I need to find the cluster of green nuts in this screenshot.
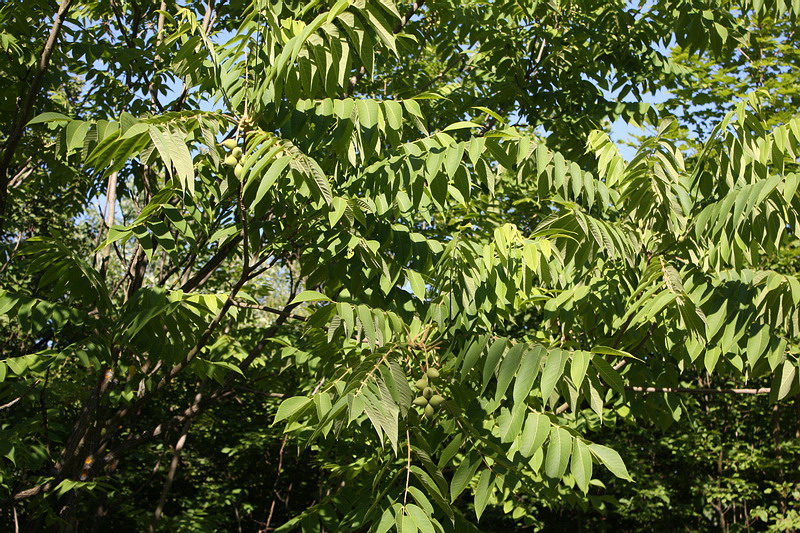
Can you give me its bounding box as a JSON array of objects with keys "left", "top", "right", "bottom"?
[
  {"left": 412, "top": 367, "right": 445, "bottom": 418},
  {"left": 221, "top": 138, "right": 244, "bottom": 178}
]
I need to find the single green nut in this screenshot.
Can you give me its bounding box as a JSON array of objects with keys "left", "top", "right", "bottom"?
[
  {"left": 429, "top": 395, "right": 445, "bottom": 407},
  {"left": 415, "top": 377, "right": 428, "bottom": 390},
  {"left": 426, "top": 367, "right": 440, "bottom": 379},
  {"left": 234, "top": 163, "right": 243, "bottom": 178},
  {"left": 223, "top": 154, "right": 238, "bottom": 167},
  {"left": 222, "top": 139, "right": 238, "bottom": 150},
  {"left": 412, "top": 397, "right": 428, "bottom": 407},
  {"left": 424, "top": 404, "right": 435, "bottom": 418},
  {"left": 232, "top": 147, "right": 243, "bottom": 159},
  {"left": 422, "top": 387, "right": 433, "bottom": 399}
]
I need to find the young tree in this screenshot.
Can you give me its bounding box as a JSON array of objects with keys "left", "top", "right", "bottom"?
[{"left": 1, "top": 1, "right": 799, "bottom": 531}]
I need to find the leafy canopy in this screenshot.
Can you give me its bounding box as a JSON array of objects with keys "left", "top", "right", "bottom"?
[{"left": 1, "top": 0, "right": 799, "bottom": 531}]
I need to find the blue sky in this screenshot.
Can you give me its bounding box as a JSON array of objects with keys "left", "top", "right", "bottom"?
[{"left": 609, "top": 87, "right": 672, "bottom": 160}]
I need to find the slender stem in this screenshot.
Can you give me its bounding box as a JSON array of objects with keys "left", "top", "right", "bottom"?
[{"left": 403, "top": 425, "right": 412, "bottom": 505}]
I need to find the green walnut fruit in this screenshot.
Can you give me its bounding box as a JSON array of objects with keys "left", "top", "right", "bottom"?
[
  {"left": 232, "top": 147, "right": 243, "bottom": 159},
  {"left": 234, "top": 164, "right": 243, "bottom": 178},
  {"left": 223, "top": 154, "right": 238, "bottom": 167},
  {"left": 222, "top": 139, "right": 238, "bottom": 150},
  {"left": 415, "top": 377, "right": 428, "bottom": 390},
  {"left": 424, "top": 404, "right": 435, "bottom": 418},
  {"left": 429, "top": 395, "right": 445, "bottom": 407},
  {"left": 412, "top": 397, "right": 428, "bottom": 407},
  {"left": 240, "top": 113, "right": 254, "bottom": 130},
  {"left": 422, "top": 387, "right": 433, "bottom": 399},
  {"left": 426, "top": 367, "right": 440, "bottom": 379}
]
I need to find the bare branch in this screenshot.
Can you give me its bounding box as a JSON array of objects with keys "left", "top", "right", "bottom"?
[{"left": 0, "top": 396, "right": 23, "bottom": 411}]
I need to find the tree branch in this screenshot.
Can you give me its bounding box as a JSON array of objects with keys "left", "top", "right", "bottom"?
[
  {"left": 148, "top": 392, "right": 197, "bottom": 532},
  {"left": 626, "top": 386, "right": 771, "bottom": 395},
  {"left": 180, "top": 235, "right": 243, "bottom": 292},
  {"left": 0, "top": 0, "right": 74, "bottom": 227},
  {"left": 97, "top": 298, "right": 298, "bottom": 474},
  {"left": 97, "top": 172, "right": 118, "bottom": 279}
]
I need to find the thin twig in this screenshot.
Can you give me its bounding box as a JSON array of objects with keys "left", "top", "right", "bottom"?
[
  {"left": 232, "top": 300, "right": 306, "bottom": 320},
  {"left": 0, "top": 231, "right": 24, "bottom": 276},
  {"left": 264, "top": 434, "right": 289, "bottom": 532},
  {"left": 0, "top": 397, "right": 23, "bottom": 411}
]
